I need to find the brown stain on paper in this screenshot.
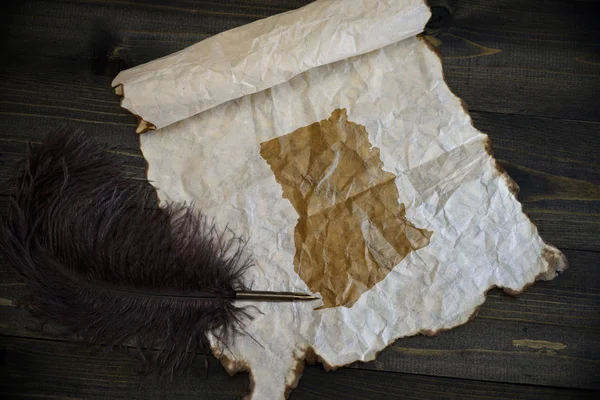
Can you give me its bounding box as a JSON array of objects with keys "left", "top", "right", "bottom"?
[{"left": 260, "top": 109, "right": 432, "bottom": 308}]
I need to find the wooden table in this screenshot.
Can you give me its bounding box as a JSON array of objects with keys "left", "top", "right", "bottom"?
[{"left": 1, "top": 1, "right": 598, "bottom": 398}]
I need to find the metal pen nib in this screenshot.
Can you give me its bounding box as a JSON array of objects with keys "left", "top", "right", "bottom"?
[{"left": 235, "top": 290, "right": 320, "bottom": 301}]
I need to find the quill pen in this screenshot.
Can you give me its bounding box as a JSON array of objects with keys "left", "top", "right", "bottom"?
[{"left": 0, "top": 127, "right": 317, "bottom": 374}]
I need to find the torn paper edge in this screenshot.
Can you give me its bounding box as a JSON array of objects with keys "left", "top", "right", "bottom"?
[{"left": 208, "top": 36, "right": 568, "bottom": 398}]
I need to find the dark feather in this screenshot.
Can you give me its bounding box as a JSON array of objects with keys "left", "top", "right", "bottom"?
[{"left": 0, "top": 127, "right": 252, "bottom": 375}]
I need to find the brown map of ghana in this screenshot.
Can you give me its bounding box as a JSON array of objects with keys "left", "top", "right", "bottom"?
[{"left": 260, "top": 109, "right": 432, "bottom": 308}]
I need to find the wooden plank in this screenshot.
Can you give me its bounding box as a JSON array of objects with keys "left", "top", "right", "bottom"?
[
  {"left": 359, "top": 250, "right": 600, "bottom": 390},
  {"left": 473, "top": 112, "right": 600, "bottom": 252},
  {"left": 425, "top": 0, "right": 600, "bottom": 121},
  {"left": 1, "top": 1, "right": 597, "bottom": 250},
  {"left": 0, "top": 336, "right": 595, "bottom": 400},
  {"left": 361, "top": 308, "right": 600, "bottom": 390},
  {"left": 0, "top": 0, "right": 598, "bottom": 390},
  {"left": 0, "top": 0, "right": 598, "bottom": 397},
  {"left": 0, "top": 336, "right": 251, "bottom": 400},
  {"left": 1, "top": 0, "right": 598, "bottom": 121},
  {"left": 1, "top": 249, "right": 598, "bottom": 389},
  {"left": 293, "top": 366, "right": 597, "bottom": 400},
  {"left": 1, "top": 77, "right": 598, "bottom": 250},
  {"left": 0, "top": 72, "right": 140, "bottom": 153}
]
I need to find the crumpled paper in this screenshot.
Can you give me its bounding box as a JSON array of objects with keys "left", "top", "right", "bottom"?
[
  {"left": 112, "top": 0, "right": 430, "bottom": 132},
  {"left": 112, "top": 0, "right": 567, "bottom": 398}
]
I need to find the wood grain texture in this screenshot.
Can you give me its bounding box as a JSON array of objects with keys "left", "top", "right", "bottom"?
[
  {"left": 477, "top": 112, "right": 600, "bottom": 251},
  {"left": 0, "top": 0, "right": 598, "bottom": 398},
  {"left": 0, "top": 336, "right": 251, "bottom": 400},
  {"left": 1, "top": 337, "right": 596, "bottom": 400},
  {"left": 426, "top": 0, "right": 600, "bottom": 121},
  {"left": 1, "top": 99, "right": 597, "bottom": 250},
  {"left": 2, "top": 250, "right": 598, "bottom": 389}
]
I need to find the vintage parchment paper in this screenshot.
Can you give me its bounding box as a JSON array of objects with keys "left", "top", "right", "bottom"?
[
  {"left": 112, "top": 0, "right": 430, "bottom": 132},
  {"left": 112, "top": 1, "right": 567, "bottom": 398}
]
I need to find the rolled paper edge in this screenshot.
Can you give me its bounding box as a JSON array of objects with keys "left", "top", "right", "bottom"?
[{"left": 110, "top": 0, "right": 432, "bottom": 133}]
